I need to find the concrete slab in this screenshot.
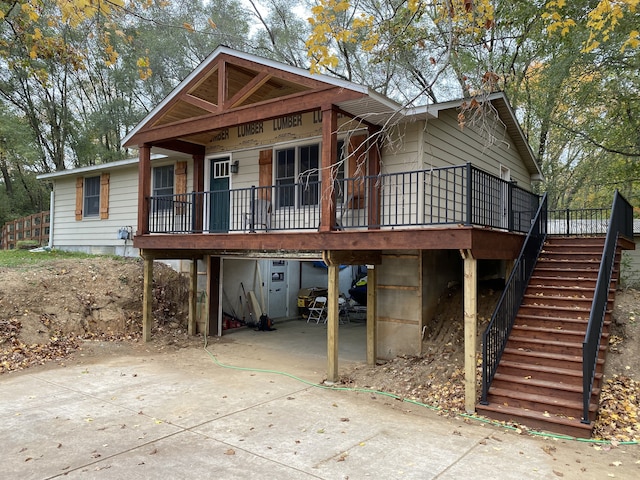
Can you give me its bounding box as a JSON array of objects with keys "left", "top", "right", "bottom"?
[{"left": 1, "top": 332, "right": 639, "bottom": 480}]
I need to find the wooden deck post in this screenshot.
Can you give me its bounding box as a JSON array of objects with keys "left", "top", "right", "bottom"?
[
  {"left": 319, "top": 105, "right": 337, "bottom": 232},
  {"left": 461, "top": 249, "right": 477, "bottom": 413},
  {"left": 366, "top": 264, "right": 377, "bottom": 365},
  {"left": 137, "top": 144, "right": 151, "bottom": 237},
  {"left": 142, "top": 252, "right": 154, "bottom": 343},
  {"left": 326, "top": 261, "right": 340, "bottom": 383},
  {"left": 188, "top": 259, "right": 198, "bottom": 336}
]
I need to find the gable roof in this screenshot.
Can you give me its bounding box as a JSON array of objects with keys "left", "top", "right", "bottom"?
[
  {"left": 122, "top": 47, "right": 540, "bottom": 178},
  {"left": 122, "top": 46, "right": 402, "bottom": 150}
]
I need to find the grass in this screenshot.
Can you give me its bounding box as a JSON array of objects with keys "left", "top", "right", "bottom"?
[{"left": 0, "top": 249, "right": 103, "bottom": 268}]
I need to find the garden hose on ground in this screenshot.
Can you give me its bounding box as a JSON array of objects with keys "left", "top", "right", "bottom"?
[{"left": 202, "top": 336, "right": 638, "bottom": 445}]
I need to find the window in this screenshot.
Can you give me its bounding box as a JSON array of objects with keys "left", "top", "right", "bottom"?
[
  {"left": 275, "top": 144, "right": 319, "bottom": 208},
  {"left": 153, "top": 165, "right": 174, "bottom": 211},
  {"left": 83, "top": 176, "right": 100, "bottom": 217}
]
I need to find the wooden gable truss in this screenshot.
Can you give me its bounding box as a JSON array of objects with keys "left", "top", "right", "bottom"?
[{"left": 125, "top": 52, "right": 369, "bottom": 152}]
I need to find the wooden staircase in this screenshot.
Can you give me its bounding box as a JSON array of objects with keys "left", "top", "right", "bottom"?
[{"left": 476, "top": 237, "right": 621, "bottom": 438}]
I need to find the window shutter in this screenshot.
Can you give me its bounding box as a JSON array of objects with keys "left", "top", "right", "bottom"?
[
  {"left": 100, "top": 173, "right": 110, "bottom": 219},
  {"left": 175, "top": 161, "right": 187, "bottom": 195},
  {"left": 259, "top": 150, "right": 272, "bottom": 202},
  {"left": 175, "top": 161, "right": 187, "bottom": 215},
  {"left": 75, "top": 177, "right": 83, "bottom": 220},
  {"left": 347, "top": 134, "right": 367, "bottom": 209}
]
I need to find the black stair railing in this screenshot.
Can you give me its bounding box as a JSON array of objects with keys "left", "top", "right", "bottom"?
[
  {"left": 480, "top": 194, "right": 547, "bottom": 404},
  {"left": 582, "top": 190, "right": 633, "bottom": 423}
]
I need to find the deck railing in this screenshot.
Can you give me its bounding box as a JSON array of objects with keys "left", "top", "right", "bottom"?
[
  {"left": 146, "top": 164, "right": 540, "bottom": 234},
  {"left": 548, "top": 208, "right": 612, "bottom": 235},
  {"left": 480, "top": 194, "right": 548, "bottom": 404},
  {"left": 582, "top": 191, "right": 633, "bottom": 423}
]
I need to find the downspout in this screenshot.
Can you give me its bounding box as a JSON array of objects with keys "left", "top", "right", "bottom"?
[{"left": 47, "top": 188, "right": 54, "bottom": 249}]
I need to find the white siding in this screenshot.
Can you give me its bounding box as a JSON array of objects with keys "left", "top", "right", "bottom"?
[
  {"left": 380, "top": 122, "right": 422, "bottom": 174},
  {"left": 52, "top": 166, "right": 139, "bottom": 256},
  {"left": 51, "top": 157, "right": 192, "bottom": 256},
  {"left": 423, "top": 110, "right": 532, "bottom": 189}
]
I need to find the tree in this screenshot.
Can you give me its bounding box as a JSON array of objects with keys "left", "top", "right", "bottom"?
[{"left": 0, "top": 104, "right": 49, "bottom": 227}]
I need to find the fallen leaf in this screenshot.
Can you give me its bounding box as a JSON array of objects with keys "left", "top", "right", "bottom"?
[{"left": 225, "top": 449, "right": 235, "bottom": 455}]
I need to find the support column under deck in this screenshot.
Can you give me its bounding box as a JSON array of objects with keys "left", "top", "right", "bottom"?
[
  {"left": 142, "top": 253, "right": 153, "bottom": 342},
  {"left": 366, "top": 265, "right": 377, "bottom": 365},
  {"left": 461, "top": 249, "right": 477, "bottom": 413},
  {"left": 188, "top": 259, "right": 198, "bottom": 336},
  {"left": 326, "top": 263, "right": 340, "bottom": 383}
]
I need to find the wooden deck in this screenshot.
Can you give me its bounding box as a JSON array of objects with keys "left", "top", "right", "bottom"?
[{"left": 134, "top": 225, "right": 525, "bottom": 261}]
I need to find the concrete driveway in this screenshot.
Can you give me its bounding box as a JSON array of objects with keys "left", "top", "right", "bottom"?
[{"left": 1, "top": 326, "right": 638, "bottom": 479}]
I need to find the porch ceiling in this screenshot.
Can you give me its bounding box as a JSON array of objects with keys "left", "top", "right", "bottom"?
[{"left": 134, "top": 227, "right": 525, "bottom": 262}]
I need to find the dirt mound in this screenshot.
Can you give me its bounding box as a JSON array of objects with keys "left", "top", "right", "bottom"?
[
  {"left": 0, "top": 257, "right": 188, "bottom": 373},
  {"left": 341, "top": 281, "right": 500, "bottom": 411}
]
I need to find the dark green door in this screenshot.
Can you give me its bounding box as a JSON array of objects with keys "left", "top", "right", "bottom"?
[{"left": 209, "top": 158, "right": 230, "bottom": 233}]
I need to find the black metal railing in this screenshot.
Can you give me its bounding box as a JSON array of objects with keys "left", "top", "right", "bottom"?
[
  {"left": 146, "top": 164, "right": 540, "bottom": 234},
  {"left": 480, "top": 194, "right": 548, "bottom": 404},
  {"left": 582, "top": 190, "right": 633, "bottom": 423},
  {"left": 547, "top": 207, "right": 612, "bottom": 235}
]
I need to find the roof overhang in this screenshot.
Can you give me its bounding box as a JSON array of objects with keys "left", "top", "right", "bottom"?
[{"left": 36, "top": 156, "right": 162, "bottom": 180}]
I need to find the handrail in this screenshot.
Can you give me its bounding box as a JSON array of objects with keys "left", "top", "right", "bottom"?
[
  {"left": 145, "top": 164, "right": 540, "bottom": 234},
  {"left": 582, "top": 190, "right": 633, "bottom": 423},
  {"left": 480, "top": 193, "right": 547, "bottom": 404},
  {"left": 547, "top": 208, "right": 612, "bottom": 235}
]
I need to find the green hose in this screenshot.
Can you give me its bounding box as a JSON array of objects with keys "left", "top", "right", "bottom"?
[{"left": 202, "top": 340, "right": 638, "bottom": 445}]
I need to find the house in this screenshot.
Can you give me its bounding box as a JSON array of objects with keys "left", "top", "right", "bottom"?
[
  {"left": 32, "top": 45, "right": 632, "bottom": 437},
  {"left": 37, "top": 157, "right": 147, "bottom": 257},
  {"left": 121, "top": 45, "right": 546, "bottom": 411}
]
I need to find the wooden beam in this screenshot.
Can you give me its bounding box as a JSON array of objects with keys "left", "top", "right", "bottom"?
[
  {"left": 136, "top": 145, "right": 151, "bottom": 236},
  {"left": 133, "top": 227, "right": 524, "bottom": 258},
  {"left": 188, "top": 259, "right": 198, "bottom": 336},
  {"left": 193, "top": 154, "right": 205, "bottom": 232},
  {"left": 218, "top": 60, "right": 227, "bottom": 107},
  {"left": 204, "top": 255, "right": 212, "bottom": 336},
  {"left": 367, "top": 127, "right": 382, "bottom": 229},
  {"left": 153, "top": 139, "right": 206, "bottom": 156},
  {"left": 367, "top": 265, "right": 377, "bottom": 365},
  {"left": 461, "top": 249, "right": 477, "bottom": 413},
  {"left": 227, "top": 72, "right": 272, "bottom": 108},
  {"left": 124, "top": 88, "right": 366, "bottom": 147},
  {"left": 218, "top": 53, "right": 333, "bottom": 90},
  {"left": 319, "top": 105, "right": 337, "bottom": 232},
  {"left": 181, "top": 93, "right": 218, "bottom": 113},
  {"left": 323, "top": 250, "right": 382, "bottom": 266},
  {"left": 142, "top": 253, "right": 153, "bottom": 342},
  {"left": 326, "top": 262, "right": 340, "bottom": 383}
]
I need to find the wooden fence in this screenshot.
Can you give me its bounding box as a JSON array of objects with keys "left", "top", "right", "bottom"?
[{"left": 1, "top": 211, "right": 50, "bottom": 250}]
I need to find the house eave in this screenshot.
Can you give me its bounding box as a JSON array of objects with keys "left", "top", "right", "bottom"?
[{"left": 36, "top": 157, "right": 147, "bottom": 180}]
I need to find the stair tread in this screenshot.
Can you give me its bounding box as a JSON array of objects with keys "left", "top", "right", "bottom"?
[
  {"left": 512, "top": 324, "right": 596, "bottom": 336},
  {"left": 499, "top": 360, "right": 603, "bottom": 378},
  {"left": 487, "top": 387, "right": 597, "bottom": 412},
  {"left": 503, "top": 347, "right": 605, "bottom": 364},
  {"left": 493, "top": 373, "right": 600, "bottom": 395},
  {"left": 526, "top": 284, "right": 609, "bottom": 292},
  {"left": 519, "top": 304, "right": 612, "bottom": 315},
  {"left": 476, "top": 404, "right": 593, "bottom": 435},
  {"left": 508, "top": 335, "right": 607, "bottom": 350},
  {"left": 517, "top": 313, "right": 610, "bottom": 325}
]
